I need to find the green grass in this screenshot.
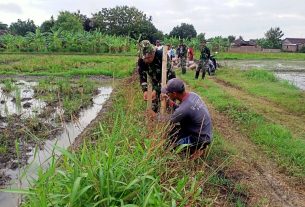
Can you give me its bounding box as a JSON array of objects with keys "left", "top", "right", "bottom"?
[
  {"left": 194, "top": 51, "right": 305, "bottom": 61},
  {"left": 0, "top": 78, "right": 16, "bottom": 93},
  {"left": 9, "top": 78, "right": 246, "bottom": 206},
  {"left": 216, "top": 68, "right": 305, "bottom": 114},
  {"left": 181, "top": 72, "right": 305, "bottom": 179},
  {"left": 0, "top": 54, "right": 136, "bottom": 77},
  {"left": 216, "top": 52, "right": 305, "bottom": 60}
]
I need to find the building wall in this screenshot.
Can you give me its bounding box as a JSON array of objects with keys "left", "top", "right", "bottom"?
[
  {"left": 282, "top": 44, "right": 297, "bottom": 52},
  {"left": 228, "top": 46, "right": 262, "bottom": 53},
  {"left": 262, "top": 48, "right": 281, "bottom": 53},
  {"left": 297, "top": 43, "right": 305, "bottom": 51}
]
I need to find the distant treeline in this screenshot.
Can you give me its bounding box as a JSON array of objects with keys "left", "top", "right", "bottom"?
[{"left": 0, "top": 6, "right": 240, "bottom": 53}]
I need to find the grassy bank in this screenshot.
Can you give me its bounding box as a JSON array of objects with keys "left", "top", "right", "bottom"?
[
  {"left": 180, "top": 71, "right": 305, "bottom": 179},
  {"left": 215, "top": 68, "right": 305, "bottom": 115},
  {"left": 16, "top": 77, "right": 247, "bottom": 206},
  {"left": 0, "top": 54, "right": 136, "bottom": 77}
]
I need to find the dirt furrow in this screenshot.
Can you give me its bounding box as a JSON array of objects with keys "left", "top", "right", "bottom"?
[
  {"left": 211, "top": 77, "right": 305, "bottom": 138},
  {"left": 209, "top": 105, "right": 305, "bottom": 207}
]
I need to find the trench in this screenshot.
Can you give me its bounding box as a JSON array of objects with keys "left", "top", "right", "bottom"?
[
  {"left": 0, "top": 79, "right": 113, "bottom": 207},
  {"left": 221, "top": 59, "right": 305, "bottom": 90}
]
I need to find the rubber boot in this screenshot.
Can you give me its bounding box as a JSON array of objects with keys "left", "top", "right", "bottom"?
[
  {"left": 202, "top": 70, "right": 206, "bottom": 80},
  {"left": 195, "top": 71, "right": 200, "bottom": 79},
  {"left": 182, "top": 67, "right": 186, "bottom": 74}
]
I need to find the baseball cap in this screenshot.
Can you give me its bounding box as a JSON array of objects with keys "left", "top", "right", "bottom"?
[{"left": 161, "top": 78, "right": 185, "bottom": 94}]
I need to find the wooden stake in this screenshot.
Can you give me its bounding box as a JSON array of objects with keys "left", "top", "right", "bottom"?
[
  {"left": 147, "top": 78, "right": 152, "bottom": 110},
  {"left": 161, "top": 45, "right": 168, "bottom": 115}
]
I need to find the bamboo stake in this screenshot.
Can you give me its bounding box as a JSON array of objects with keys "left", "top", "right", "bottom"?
[
  {"left": 161, "top": 45, "right": 168, "bottom": 115},
  {"left": 147, "top": 78, "right": 152, "bottom": 110}
]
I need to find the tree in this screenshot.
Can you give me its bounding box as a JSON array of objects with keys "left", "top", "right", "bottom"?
[
  {"left": 0, "top": 22, "right": 8, "bottom": 30},
  {"left": 227, "top": 35, "right": 236, "bottom": 44},
  {"left": 197, "top": 33, "right": 206, "bottom": 43},
  {"left": 9, "top": 19, "right": 37, "bottom": 36},
  {"left": 169, "top": 23, "right": 197, "bottom": 39},
  {"left": 264, "top": 27, "right": 284, "bottom": 49},
  {"left": 91, "top": 6, "right": 162, "bottom": 41},
  {"left": 40, "top": 16, "right": 55, "bottom": 33},
  {"left": 256, "top": 38, "right": 272, "bottom": 49},
  {"left": 53, "top": 11, "right": 83, "bottom": 33},
  {"left": 73, "top": 10, "right": 93, "bottom": 31},
  {"left": 208, "top": 36, "right": 230, "bottom": 52}
]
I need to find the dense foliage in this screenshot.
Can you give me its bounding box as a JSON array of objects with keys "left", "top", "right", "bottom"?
[
  {"left": 9, "top": 19, "right": 37, "bottom": 36},
  {"left": 257, "top": 27, "right": 284, "bottom": 49},
  {"left": 52, "top": 11, "right": 83, "bottom": 33},
  {"left": 169, "top": 23, "right": 197, "bottom": 39},
  {"left": 0, "top": 30, "right": 136, "bottom": 53},
  {"left": 0, "top": 22, "right": 8, "bottom": 30},
  {"left": 91, "top": 6, "right": 163, "bottom": 42}
]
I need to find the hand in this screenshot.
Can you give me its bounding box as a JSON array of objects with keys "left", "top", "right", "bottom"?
[
  {"left": 160, "top": 93, "right": 169, "bottom": 101},
  {"left": 143, "top": 90, "right": 157, "bottom": 101}
]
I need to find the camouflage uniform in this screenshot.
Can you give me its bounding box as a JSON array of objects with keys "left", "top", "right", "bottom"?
[
  {"left": 195, "top": 45, "right": 210, "bottom": 79},
  {"left": 177, "top": 42, "right": 188, "bottom": 74},
  {"left": 138, "top": 40, "right": 176, "bottom": 112}
]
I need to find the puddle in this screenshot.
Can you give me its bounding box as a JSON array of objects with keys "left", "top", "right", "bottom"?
[
  {"left": 275, "top": 72, "right": 305, "bottom": 90},
  {"left": 0, "top": 80, "right": 46, "bottom": 119},
  {"left": 0, "top": 80, "right": 113, "bottom": 207},
  {"left": 221, "top": 60, "right": 305, "bottom": 90}
]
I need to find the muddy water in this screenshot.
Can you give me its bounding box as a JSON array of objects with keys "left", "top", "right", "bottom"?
[
  {"left": 0, "top": 80, "right": 46, "bottom": 118},
  {"left": 0, "top": 82, "right": 112, "bottom": 207},
  {"left": 221, "top": 60, "right": 305, "bottom": 90}
]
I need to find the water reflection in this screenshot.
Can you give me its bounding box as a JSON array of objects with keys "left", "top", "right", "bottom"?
[{"left": 221, "top": 60, "right": 305, "bottom": 90}]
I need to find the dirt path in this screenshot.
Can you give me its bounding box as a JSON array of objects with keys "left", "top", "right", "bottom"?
[
  {"left": 209, "top": 103, "right": 305, "bottom": 207},
  {"left": 211, "top": 77, "right": 305, "bottom": 138},
  {"left": 185, "top": 80, "right": 305, "bottom": 206}
]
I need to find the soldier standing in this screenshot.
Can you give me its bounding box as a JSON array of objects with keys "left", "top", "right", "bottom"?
[
  {"left": 137, "top": 40, "right": 176, "bottom": 112},
  {"left": 195, "top": 40, "right": 211, "bottom": 79},
  {"left": 177, "top": 39, "right": 188, "bottom": 74}
]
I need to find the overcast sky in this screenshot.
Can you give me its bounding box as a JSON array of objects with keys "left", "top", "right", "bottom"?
[{"left": 1, "top": 0, "right": 305, "bottom": 39}]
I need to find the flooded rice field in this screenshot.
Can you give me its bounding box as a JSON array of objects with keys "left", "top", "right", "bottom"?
[
  {"left": 0, "top": 78, "right": 113, "bottom": 206},
  {"left": 221, "top": 60, "right": 305, "bottom": 90}
]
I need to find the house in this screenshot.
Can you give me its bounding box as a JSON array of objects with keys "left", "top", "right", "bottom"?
[
  {"left": 229, "top": 38, "right": 261, "bottom": 53},
  {"left": 282, "top": 38, "right": 305, "bottom": 52}
]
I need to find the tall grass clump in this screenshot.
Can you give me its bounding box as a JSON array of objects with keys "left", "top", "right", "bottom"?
[
  {"left": 16, "top": 78, "right": 241, "bottom": 206},
  {"left": 244, "top": 69, "right": 277, "bottom": 82},
  {"left": 20, "top": 81, "right": 170, "bottom": 206}
]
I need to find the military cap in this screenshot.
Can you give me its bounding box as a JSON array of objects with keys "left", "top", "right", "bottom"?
[{"left": 138, "top": 40, "right": 156, "bottom": 59}]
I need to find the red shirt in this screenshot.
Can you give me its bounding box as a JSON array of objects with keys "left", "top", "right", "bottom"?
[{"left": 188, "top": 48, "right": 194, "bottom": 61}]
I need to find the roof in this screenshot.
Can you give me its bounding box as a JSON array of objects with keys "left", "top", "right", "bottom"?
[
  {"left": 0, "top": 30, "right": 8, "bottom": 35},
  {"left": 283, "top": 38, "right": 305, "bottom": 45},
  {"left": 232, "top": 38, "right": 257, "bottom": 46}
]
